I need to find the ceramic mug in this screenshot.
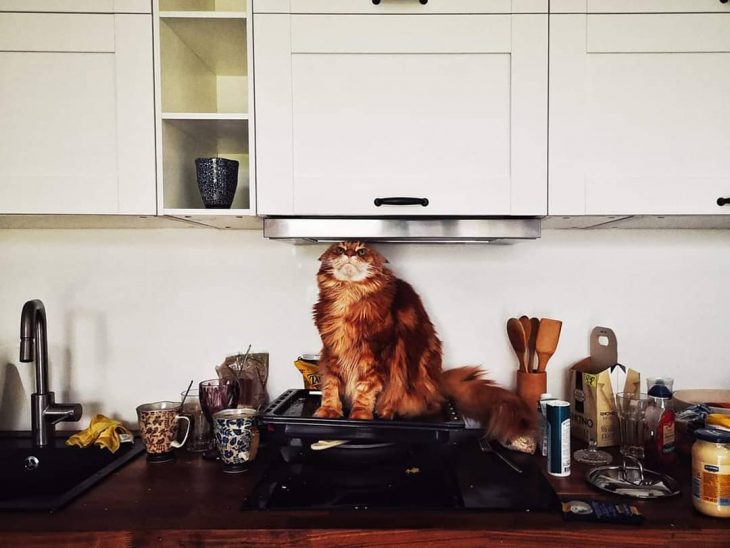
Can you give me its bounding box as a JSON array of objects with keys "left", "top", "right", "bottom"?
[
  {"left": 136, "top": 401, "right": 191, "bottom": 463},
  {"left": 213, "top": 407, "right": 258, "bottom": 473}
]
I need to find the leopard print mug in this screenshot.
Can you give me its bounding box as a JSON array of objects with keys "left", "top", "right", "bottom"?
[{"left": 136, "top": 401, "right": 190, "bottom": 463}]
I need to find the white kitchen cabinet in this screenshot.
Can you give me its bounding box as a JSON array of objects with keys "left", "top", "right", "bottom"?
[
  {"left": 0, "top": 10, "right": 156, "bottom": 215},
  {"left": 0, "top": 0, "right": 151, "bottom": 13},
  {"left": 550, "top": 2, "right": 730, "bottom": 216},
  {"left": 253, "top": 0, "right": 548, "bottom": 216},
  {"left": 155, "top": 0, "right": 259, "bottom": 228}
]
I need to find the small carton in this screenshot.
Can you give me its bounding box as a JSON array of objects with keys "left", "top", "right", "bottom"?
[{"left": 569, "top": 327, "right": 639, "bottom": 447}]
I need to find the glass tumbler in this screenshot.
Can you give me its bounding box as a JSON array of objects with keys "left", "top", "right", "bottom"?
[
  {"left": 199, "top": 378, "right": 239, "bottom": 457},
  {"left": 615, "top": 392, "right": 652, "bottom": 459},
  {"left": 179, "top": 389, "right": 211, "bottom": 452}
]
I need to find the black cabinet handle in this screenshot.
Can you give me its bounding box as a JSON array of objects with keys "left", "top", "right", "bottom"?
[
  {"left": 718, "top": 197, "right": 730, "bottom": 206},
  {"left": 372, "top": 0, "right": 428, "bottom": 4},
  {"left": 374, "top": 197, "right": 429, "bottom": 207},
  {"left": 722, "top": 0, "right": 729, "bottom": 4}
]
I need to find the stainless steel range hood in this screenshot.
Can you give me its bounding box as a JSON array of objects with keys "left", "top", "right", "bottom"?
[{"left": 263, "top": 218, "right": 541, "bottom": 244}]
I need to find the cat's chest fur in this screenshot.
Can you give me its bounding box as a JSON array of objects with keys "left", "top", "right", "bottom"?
[{"left": 317, "top": 284, "right": 389, "bottom": 357}]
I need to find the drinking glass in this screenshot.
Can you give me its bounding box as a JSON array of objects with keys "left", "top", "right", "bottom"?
[
  {"left": 573, "top": 427, "right": 612, "bottom": 465},
  {"left": 199, "top": 378, "right": 239, "bottom": 458},
  {"left": 179, "top": 389, "right": 211, "bottom": 452},
  {"left": 615, "top": 392, "right": 652, "bottom": 459}
]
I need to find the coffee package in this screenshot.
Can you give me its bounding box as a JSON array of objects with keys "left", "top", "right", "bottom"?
[{"left": 569, "top": 327, "right": 640, "bottom": 447}]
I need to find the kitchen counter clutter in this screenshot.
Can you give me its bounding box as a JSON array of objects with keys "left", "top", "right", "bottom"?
[{"left": 0, "top": 439, "right": 728, "bottom": 546}]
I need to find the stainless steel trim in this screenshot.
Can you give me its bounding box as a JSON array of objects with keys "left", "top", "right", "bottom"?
[{"left": 263, "top": 218, "right": 541, "bottom": 244}]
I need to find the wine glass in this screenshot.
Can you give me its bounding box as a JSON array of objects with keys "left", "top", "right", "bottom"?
[
  {"left": 573, "top": 427, "right": 613, "bottom": 465},
  {"left": 199, "top": 378, "right": 239, "bottom": 459}
]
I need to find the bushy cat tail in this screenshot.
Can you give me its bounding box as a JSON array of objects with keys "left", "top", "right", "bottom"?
[{"left": 441, "top": 366, "right": 536, "bottom": 444}]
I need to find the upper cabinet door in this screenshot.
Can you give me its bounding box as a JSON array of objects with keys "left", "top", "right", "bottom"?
[
  {"left": 552, "top": 1, "right": 730, "bottom": 14},
  {"left": 550, "top": 7, "right": 730, "bottom": 215},
  {"left": 0, "top": 0, "right": 151, "bottom": 13},
  {"left": 0, "top": 12, "right": 155, "bottom": 215},
  {"left": 254, "top": 7, "right": 548, "bottom": 216}
]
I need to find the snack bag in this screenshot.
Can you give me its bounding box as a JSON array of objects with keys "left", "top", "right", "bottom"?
[{"left": 294, "top": 354, "right": 321, "bottom": 390}]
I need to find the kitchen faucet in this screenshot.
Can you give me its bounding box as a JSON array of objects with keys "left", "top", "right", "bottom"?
[{"left": 19, "top": 299, "right": 82, "bottom": 447}]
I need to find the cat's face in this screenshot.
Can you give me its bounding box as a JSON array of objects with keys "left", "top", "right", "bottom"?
[{"left": 319, "top": 241, "right": 387, "bottom": 282}]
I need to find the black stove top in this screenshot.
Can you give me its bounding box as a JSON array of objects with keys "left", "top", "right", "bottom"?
[{"left": 243, "top": 440, "right": 559, "bottom": 512}]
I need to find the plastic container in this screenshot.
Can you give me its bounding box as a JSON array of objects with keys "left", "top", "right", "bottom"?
[
  {"left": 691, "top": 428, "right": 730, "bottom": 518},
  {"left": 538, "top": 393, "right": 557, "bottom": 457}
]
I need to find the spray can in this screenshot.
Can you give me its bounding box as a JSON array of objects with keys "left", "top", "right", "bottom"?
[{"left": 546, "top": 400, "right": 571, "bottom": 477}]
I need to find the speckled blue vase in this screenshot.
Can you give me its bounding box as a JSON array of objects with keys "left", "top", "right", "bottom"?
[
  {"left": 213, "top": 408, "right": 258, "bottom": 473},
  {"left": 195, "top": 157, "right": 239, "bottom": 209}
]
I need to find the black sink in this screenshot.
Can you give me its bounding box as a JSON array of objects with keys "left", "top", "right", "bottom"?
[{"left": 0, "top": 433, "right": 144, "bottom": 511}]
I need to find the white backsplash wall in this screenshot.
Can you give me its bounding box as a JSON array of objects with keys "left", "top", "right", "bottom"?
[{"left": 0, "top": 228, "right": 728, "bottom": 430}]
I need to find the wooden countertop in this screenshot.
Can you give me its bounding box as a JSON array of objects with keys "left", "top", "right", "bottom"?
[{"left": 0, "top": 441, "right": 728, "bottom": 547}]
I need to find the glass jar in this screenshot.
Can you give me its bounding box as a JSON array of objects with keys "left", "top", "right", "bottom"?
[{"left": 691, "top": 428, "right": 730, "bottom": 518}]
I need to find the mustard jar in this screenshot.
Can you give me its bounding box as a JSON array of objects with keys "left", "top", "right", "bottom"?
[{"left": 692, "top": 428, "right": 730, "bottom": 518}]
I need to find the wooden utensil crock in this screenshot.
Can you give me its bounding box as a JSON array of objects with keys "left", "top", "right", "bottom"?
[{"left": 516, "top": 371, "right": 547, "bottom": 411}]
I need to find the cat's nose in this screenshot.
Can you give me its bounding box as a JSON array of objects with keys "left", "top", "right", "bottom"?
[{"left": 345, "top": 250, "right": 355, "bottom": 257}]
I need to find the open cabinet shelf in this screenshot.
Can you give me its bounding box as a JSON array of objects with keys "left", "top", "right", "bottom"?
[
  {"left": 155, "top": 0, "right": 255, "bottom": 226},
  {"left": 160, "top": 0, "right": 247, "bottom": 12}
]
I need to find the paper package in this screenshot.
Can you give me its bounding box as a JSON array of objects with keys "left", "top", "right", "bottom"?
[{"left": 569, "top": 327, "right": 640, "bottom": 447}]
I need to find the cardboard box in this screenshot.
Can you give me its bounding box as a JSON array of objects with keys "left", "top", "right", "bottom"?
[{"left": 569, "top": 327, "right": 639, "bottom": 447}]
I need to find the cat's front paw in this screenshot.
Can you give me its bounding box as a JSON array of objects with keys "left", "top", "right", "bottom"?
[
  {"left": 349, "top": 408, "right": 374, "bottom": 421},
  {"left": 313, "top": 406, "right": 343, "bottom": 419},
  {"left": 376, "top": 407, "right": 396, "bottom": 420}
]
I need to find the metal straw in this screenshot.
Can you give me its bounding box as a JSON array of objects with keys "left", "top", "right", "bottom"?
[
  {"left": 179, "top": 379, "right": 194, "bottom": 412},
  {"left": 236, "top": 344, "right": 252, "bottom": 379}
]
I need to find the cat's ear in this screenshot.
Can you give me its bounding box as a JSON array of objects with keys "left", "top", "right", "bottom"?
[
  {"left": 367, "top": 245, "right": 388, "bottom": 264},
  {"left": 318, "top": 243, "right": 339, "bottom": 261}
]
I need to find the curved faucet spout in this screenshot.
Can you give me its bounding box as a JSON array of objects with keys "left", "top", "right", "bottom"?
[
  {"left": 20, "top": 299, "right": 82, "bottom": 447},
  {"left": 20, "top": 299, "right": 49, "bottom": 395}
]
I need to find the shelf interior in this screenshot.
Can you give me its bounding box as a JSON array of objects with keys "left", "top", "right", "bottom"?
[
  {"left": 160, "top": 17, "right": 247, "bottom": 113},
  {"left": 162, "top": 118, "right": 249, "bottom": 210},
  {"left": 160, "top": 0, "right": 246, "bottom": 11}
]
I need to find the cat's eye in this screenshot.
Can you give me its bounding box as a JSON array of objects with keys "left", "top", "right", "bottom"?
[
  {"left": 335, "top": 247, "right": 345, "bottom": 255},
  {"left": 357, "top": 249, "right": 366, "bottom": 256}
]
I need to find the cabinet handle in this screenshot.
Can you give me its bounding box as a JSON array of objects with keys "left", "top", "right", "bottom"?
[
  {"left": 718, "top": 197, "right": 730, "bottom": 206},
  {"left": 372, "top": 0, "right": 428, "bottom": 5},
  {"left": 374, "top": 197, "right": 429, "bottom": 207},
  {"left": 722, "top": 0, "right": 729, "bottom": 4}
]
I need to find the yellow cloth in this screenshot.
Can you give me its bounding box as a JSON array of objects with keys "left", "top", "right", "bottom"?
[
  {"left": 66, "top": 414, "right": 132, "bottom": 453},
  {"left": 706, "top": 413, "right": 730, "bottom": 431}
]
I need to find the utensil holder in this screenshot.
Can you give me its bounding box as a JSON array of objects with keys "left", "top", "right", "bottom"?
[{"left": 516, "top": 371, "right": 547, "bottom": 411}]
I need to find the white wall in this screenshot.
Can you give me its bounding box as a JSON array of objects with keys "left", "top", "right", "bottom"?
[{"left": 0, "top": 228, "right": 728, "bottom": 430}]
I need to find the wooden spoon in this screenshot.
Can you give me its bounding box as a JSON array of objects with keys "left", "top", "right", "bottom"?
[
  {"left": 519, "top": 316, "right": 535, "bottom": 372},
  {"left": 536, "top": 318, "right": 563, "bottom": 372},
  {"left": 506, "top": 318, "right": 528, "bottom": 372},
  {"left": 529, "top": 317, "right": 540, "bottom": 371}
]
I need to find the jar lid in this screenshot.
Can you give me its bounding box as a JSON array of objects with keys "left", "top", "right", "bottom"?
[
  {"left": 648, "top": 384, "right": 673, "bottom": 398},
  {"left": 694, "top": 427, "right": 730, "bottom": 444}
]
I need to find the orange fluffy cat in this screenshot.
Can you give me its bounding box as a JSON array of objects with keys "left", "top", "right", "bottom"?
[{"left": 313, "top": 241, "right": 534, "bottom": 444}]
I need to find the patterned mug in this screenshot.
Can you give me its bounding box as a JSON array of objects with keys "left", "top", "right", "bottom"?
[
  {"left": 136, "top": 401, "right": 191, "bottom": 463},
  {"left": 213, "top": 407, "right": 258, "bottom": 473}
]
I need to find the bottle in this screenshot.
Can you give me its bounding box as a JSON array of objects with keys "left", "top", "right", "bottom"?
[
  {"left": 692, "top": 428, "right": 730, "bottom": 518},
  {"left": 646, "top": 377, "right": 676, "bottom": 467}
]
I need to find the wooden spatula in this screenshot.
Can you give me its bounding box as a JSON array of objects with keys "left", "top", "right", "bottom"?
[
  {"left": 519, "top": 315, "right": 539, "bottom": 372},
  {"left": 536, "top": 318, "right": 563, "bottom": 372},
  {"left": 507, "top": 318, "right": 528, "bottom": 372}
]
